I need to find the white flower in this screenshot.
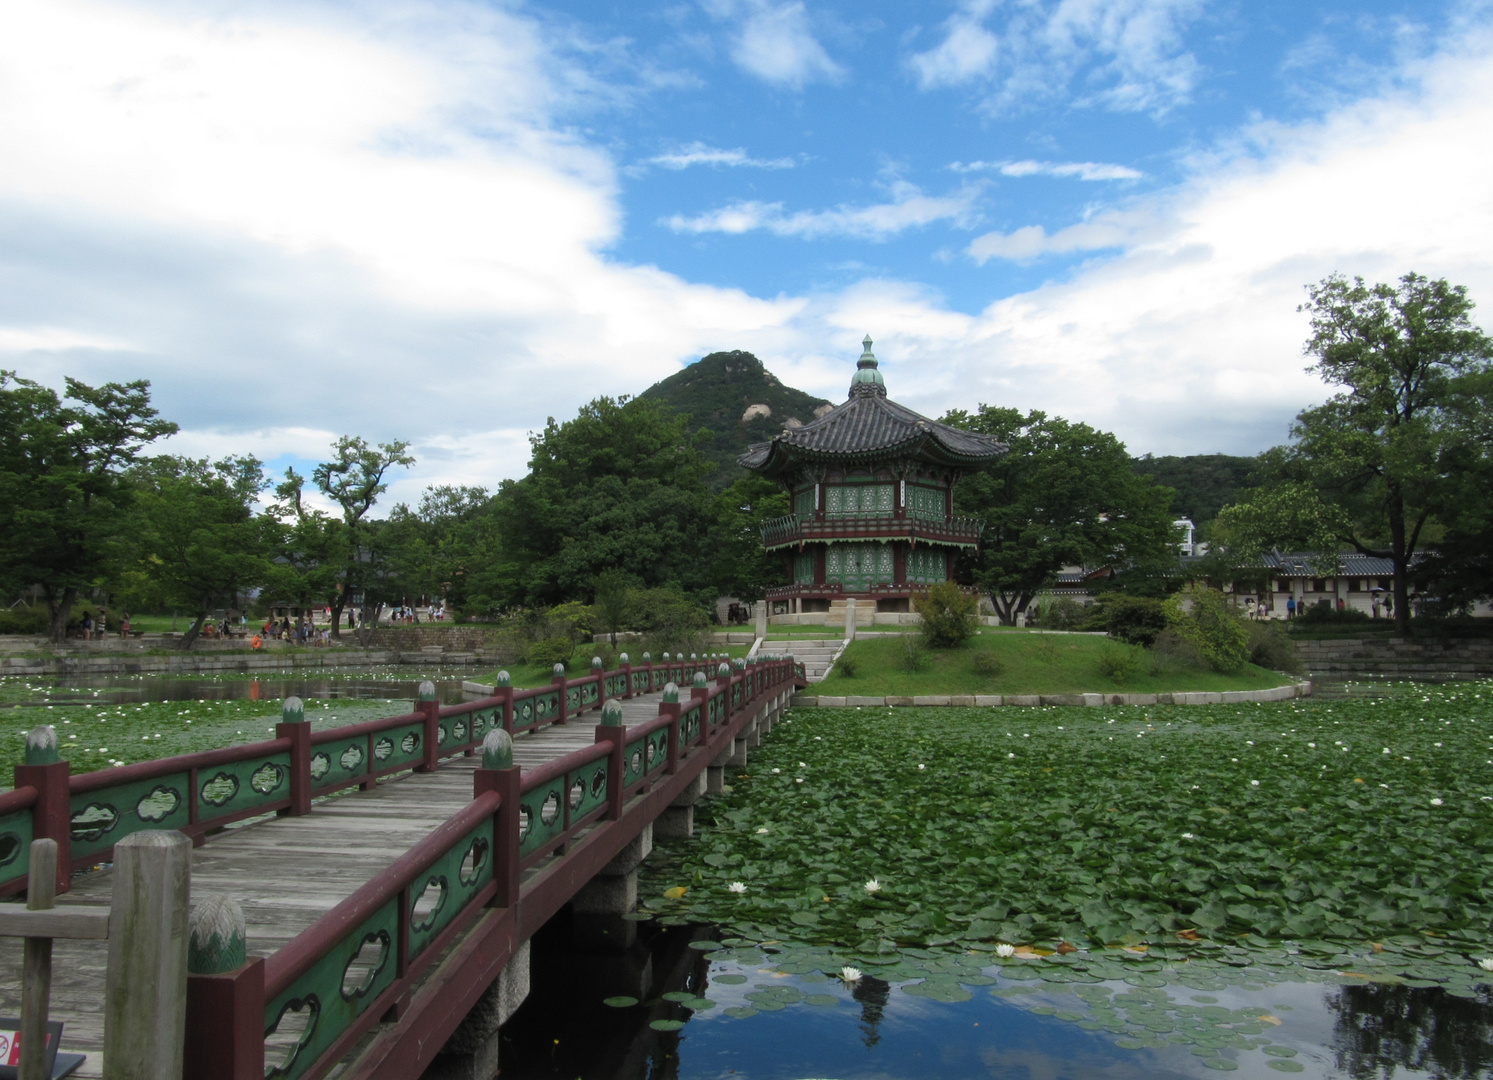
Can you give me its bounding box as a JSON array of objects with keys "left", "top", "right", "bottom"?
[
  {"left": 1383, "top": 747, "right": 1391, "bottom": 754},
  {"left": 994, "top": 943, "right": 1016, "bottom": 958},
  {"left": 1007, "top": 752, "right": 1016, "bottom": 759},
  {"left": 756, "top": 827, "right": 769, "bottom": 834},
  {"left": 795, "top": 778, "right": 804, "bottom": 783},
  {"left": 1250, "top": 780, "right": 1260, "bottom": 787},
  {"left": 839, "top": 966, "right": 863, "bottom": 984},
  {"left": 917, "top": 764, "right": 926, "bottom": 771},
  {"left": 1478, "top": 958, "right": 1493, "bottom": 972},
  {"left": 1308, "top": 742, "right": 1317, "bottom": 748},
  {"left": 863, "top": 878, "right": 882, "bottom": 894},
  {"left": 1181, "top": 832, "right": 1196, "bottom": 839},
  {"left": 771, "top": 768, "right": 780, "bottom": 774},
  {"left": 798, "top": 762, "right": 807, "bottom": 767},
  {"left": 1431, "top": 797, "right": 1444, "bottom": 806},
  {"left": 727, "top": 881, "right": 747, "bottom": 894}
]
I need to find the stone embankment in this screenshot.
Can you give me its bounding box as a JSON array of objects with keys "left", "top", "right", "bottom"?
[
  {"left": 1296, "top": 637, "right": 1493, "bottom": 681},
  {"left": 0, "top": 635, "right": 494, "bottom": 676},
  {"left": 795, "top": 682, "right": 1312, "bottom": 708}
]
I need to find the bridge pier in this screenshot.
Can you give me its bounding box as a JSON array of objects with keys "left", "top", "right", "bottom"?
[
  {"left": 571, "top": 823, "right": 652, "bottom": 952},
  {"left": 655, "top": 771, "right": 706, "bottom": 839},
  {"left": 422, "top": 940, "right": 531, "bottom": 1080}
]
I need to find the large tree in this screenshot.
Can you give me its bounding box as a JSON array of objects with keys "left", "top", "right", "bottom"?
[
  {"left": 1217, "top": 273, "right": 1493, "bottom": 634},
  {"left": 120, "top": 456, "right": 274, "bottom": 648},
  {"left": 0, "top": 373, "right": 176, "bottom": 640},
  {"left": 945, "top": 406, "right": 1178, "bottom": 624}
]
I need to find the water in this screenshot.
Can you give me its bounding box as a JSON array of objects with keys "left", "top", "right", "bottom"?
[
  {"left": 499, "top": 921, "right": 1493, "bottom": 1080},
  {"left": 0, "top": 668, "right": 479, "bottom": 707}
]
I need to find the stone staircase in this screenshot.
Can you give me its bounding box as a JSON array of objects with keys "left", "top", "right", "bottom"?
[
  {"left": 769, "top": 638, "right": 844, "bottom": 682},
  {"left": 825, "top": 599, "right": 876, "bottom": 627}
]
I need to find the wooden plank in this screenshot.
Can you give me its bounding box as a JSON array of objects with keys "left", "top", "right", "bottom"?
[{"left": 0, "top": 908, "right": 110, "bottom": 940}]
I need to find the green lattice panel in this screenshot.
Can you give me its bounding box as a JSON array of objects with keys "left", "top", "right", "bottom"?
[
  {"left": 644, "top": 729, "right": 668, "bottom": 778},
  {"left": 622, "top": 738, "right": 649, "bottom": 789},
  {"left": 311, "top": 735, "right": 370, "bottom": 792},
  {"left": 564, "top": 760, "right": 608, "bottom": 823},
  {"left": 518, "top": 777, "right": 566, "bottom": 859},
  {"left": 580, "top": 681, "right": 600, "bottom": 707},
  {"left": 369, "top": 722, "right": 424, "bottom": 773},
  {"left": 196, "top": 751, "right": 293, "bottom": 825},
  {"left": 263, "top": 901, "right": 399, "bottom": 1080},
  {"left": 407, "top": 822, "right": 493, "bottom": 964},
  {"left": 70, "top": 772, "right": 190, "bottom": 861},
  {"left": 0, "top": 806, "right": 33, "bottom": 892},
  {"left": 681, "top": 705, "right": 701, "bottom": 747},
  {"left": 731, "top": 683, "right": 743, "bottom": 709}
]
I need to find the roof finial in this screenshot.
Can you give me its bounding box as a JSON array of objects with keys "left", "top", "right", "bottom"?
[{"left": 850, "top": 334, "right": 886, "bottom": 396}]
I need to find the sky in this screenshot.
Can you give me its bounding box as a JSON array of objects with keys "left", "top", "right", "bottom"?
[{"left": 1, "top": 0, "right": 1491, "bottom": 510}]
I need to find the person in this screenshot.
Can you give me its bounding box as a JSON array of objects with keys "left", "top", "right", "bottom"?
[
  {"left": 119, "top": 611, "right": 131, "bottom": 638},
  {"left": 81, "top": 611, "right": 93, "bottom": 638},
  {"left": 1337, "top": 597, "right": 1346, "bottom": 612},
  {"left": 1371, "top": 596, "right": 1381, "bottom": 619},
  {"left": 96, "top": 609, "right": 107, "bottom": 639},
  {"left": 1286, "top": 595, "right": 1296, "bottom": 620}
]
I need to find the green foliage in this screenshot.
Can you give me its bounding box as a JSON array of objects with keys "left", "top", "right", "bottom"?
[
  {"left": 707, "top": 475, "right": 790, "bottom": 601},
  {"left": 1095, "top": 595, "right": 1169, "bottom": 647},
  {"left": 643, "top": 684, "right": 1493, "bottom": 955},
  {"left": 898, "top": 635, "right": 928, "bottom": 672},
  {"left": 0, "top": 607, "right": 48, "bottom": 635},
  {"left": 1032, "top": 597, "right": 1086, "bottom": 630},
  {"left": 0, "top": 372, "right": 177, "bottom": 640},
  {"left": 834, "top": 654, "right": 859, "bottom": 678},
  {"left": 1292, "top": 603, "right": 1370, "bottom": 627},
  {"left": 527, "top": 637, "right": 575, "bottom": 669},
  {"left": 970, "top": 651, "right": 1003, "bottom": 677},
  {"left": 593, "top": 568, "right": 634, "bottom": 646},
  {"left": 1096, "top": 644, "right": 1143, "bottom": 684},
  {"left": 1163, "top": 587, "right": 1250, "bottom": 673},
  {"left": 1147, "top": 629, "right": 1204, "bottom": 676},
  {"left": 1131, "top": 453, "right": 1259, "bottom": 525},
  {"left": 913, "top": 581, "right": 978, "bottom": 648},
  {"left": 638, "top": 350, "right": 832, "bottom": 486},
  {"left": 1246, "top": 621, "right": 1304, "bottom": 675},
  {"left": 945, "top": 406, "right": 1179, "bottom": 625}
]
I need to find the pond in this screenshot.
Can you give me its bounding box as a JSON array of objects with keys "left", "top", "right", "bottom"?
[
  {"left": 0, "top": 668, "right": 479, "bottom": 707},
  {"left": 500, "top": 919, "right": 1493, "bottom": 1079}
]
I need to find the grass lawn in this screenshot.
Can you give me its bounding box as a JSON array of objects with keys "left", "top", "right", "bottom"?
[
  {"left": 816, "top": 632, "right": 1294, "bottom": 697},
  {"left": 641, "top": 681, "right": 1493, "bottom": 960}
]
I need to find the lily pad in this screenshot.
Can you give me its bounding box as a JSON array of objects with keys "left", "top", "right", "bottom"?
[
  {"left": 649, "top": 1019, "right": 686, "bottom": 1032},
  {"left": 602, "top": 996, "right": 638, "bottom": 1008}
]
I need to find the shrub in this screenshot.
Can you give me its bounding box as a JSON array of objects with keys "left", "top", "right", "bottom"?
[
  {"left": 0, "top": 607, "right": 48, "bottom": 635},
  {"left": 1163, "top": 586, "right": 1250, "bottom": 673},
  {"left": 1033, "top": 597, "right": 1085, "bottom": 630},
  {"left": 528, "top": 637, "right": 575, "bottom": 669},
  {"left": 971, "top": 651, "right": 1003, "bottom": 677},
  {"left": 1097, "top": 644, "right": 1142, "bottom": 685},
  {"left": 913, "top": 581, "right": 979, "bottom": 647},
  {"left": 835, "top": 654, "right": 859, "bottom": 678},
  {"left": 1097, "top": 595, "right": 1168, "bottom": 647},
  {"left": 1292, "top": 602, "right": 1371, "bottom": 626},
  {"left": 629, "top": 588, "right": 712, "bottom": 653},
  {"left": 900, "top": 634, "right": 928, "bottom": 672},
  {"left": 1247, "top": 621, "right": 1305, "bottom": 675},
  {"left": 1148, "top": 628, "right": 1204, "bottom": 676}
]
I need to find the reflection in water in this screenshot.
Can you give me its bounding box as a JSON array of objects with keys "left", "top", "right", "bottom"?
[
  {"left": 1331, "top": 983, "right": 1493, "bottom": 1079},
  {"left": 3, "top": 672, "right": 474, "bottom": 705},
  {"left": 851, "top": 975, "right": 889, "bottom": 1049}
]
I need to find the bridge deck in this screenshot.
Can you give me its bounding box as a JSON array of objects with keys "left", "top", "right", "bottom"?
[{"left": 0, "top": 691, "right": 673, "bottom": 1078}]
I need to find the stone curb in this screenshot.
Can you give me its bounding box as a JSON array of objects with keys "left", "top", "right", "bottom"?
[{"left": 792, "top": 681, "right": 1312, "bottom": 708}]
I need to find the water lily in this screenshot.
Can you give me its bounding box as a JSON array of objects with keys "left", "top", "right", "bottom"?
[
  {"left": 727, "top": 881, "right": 747, "bottom": 894},
  {"left": 756, "top": 827, "right": 769, "bottom": 834},
  {"left": 994, "top": 943, "right": 1016, "bottom": 958},
  {"left": 839, "top": 966, "right": 862, "bottom": 984},
  {"left": 917, "top": 763, "right": 926, "bottom": 770},
  {"left": 1181, "top": 832, "right": 1196, "bottom": 839},
  {"left": 1479, "top": 958, "right": 1493, "bottom": 971},
  {"left": 770, "top": 768, "right": 780, "bottom": 774},
  {"left": 1431, "top": 797, "right": 1444, "bottom": 806},
  {"left": 1250, "top": 780, "right": 1260, "bottom": 787},
  {"left": 863, "top": 878, "right": 882, "bottom": 894}
]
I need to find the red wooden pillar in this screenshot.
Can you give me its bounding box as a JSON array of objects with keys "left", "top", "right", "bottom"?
[
  {"left": 416, "top": 681, "right": 440, "bottom": 772},
  {"left": 553, "top": 669, "right": 569, "bottom": 726},
  {"left": 493, "top": 678, "right": 514, "bottom": 735},
  {"left": 475, "top": 763, "right": 521, "bottom": 908},
  {"left": 659, "top": 697, "right": 682, "bottom": 771},
  {"left": 595, "top": 725, "right": 625, "bottom": 820},
  {"left": 14, "top": 759, "right": 70, "bottom": 895},
  {"left": 621, "top": 659, "right": 633, "bottom": 699},
  {"left": 276, "top": 723, "right": 312, "bottom": 817},
  {"left": 184, "top": 958, "right": 266, "bottom": 1080}
]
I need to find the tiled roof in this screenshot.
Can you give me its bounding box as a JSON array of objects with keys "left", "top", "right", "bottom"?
[
  {"left": 738, "top": 390, "right": 1006, "bottom": 473},
  {"left": 1258, "top": 551, "right": 1399, "bottom": 577}
]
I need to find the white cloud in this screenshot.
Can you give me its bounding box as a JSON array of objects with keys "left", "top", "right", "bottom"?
[
  {"left": 709, "top": 0, "right": 843, "bottom": 89},
  {"left": 908, "top": 0, "right": 1206, "bottom": 115},
  {"left": 952, "top": 159, "right": 1143, "bottom": 180},
  {"left": 664, "top": 182, "right": 984, "bottom": 240},
  {"left": 647, "top": 142, "right": 796, "bottom": 170},
  {"left": 967, "top": 215, "right": 1139, "bottom": 262}
]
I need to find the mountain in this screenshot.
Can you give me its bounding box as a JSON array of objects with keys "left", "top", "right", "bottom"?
[
  {"left": 1132, "top": 453, "right": 1260, "bottom": 524},
  {"left": 640, "top": 350, "right": 834, "bottom": 485}
]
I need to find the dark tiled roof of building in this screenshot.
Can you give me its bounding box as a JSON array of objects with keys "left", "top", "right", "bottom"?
[
  {"left": 1258, "top": 551, "right": 1399, "bottom": 577},
  {"left": 738, "top": 340, "right": 1006, "bottom": 474}
]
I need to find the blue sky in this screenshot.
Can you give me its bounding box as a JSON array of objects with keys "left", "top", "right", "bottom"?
[{"left": 1, "top": 0, "right": 1490, "bottom": 509}]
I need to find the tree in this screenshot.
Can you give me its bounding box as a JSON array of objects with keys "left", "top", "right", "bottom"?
[
  {"left": 945, "top": 406, "right": 1179, "bottom": 625},
  {"left": 0, "top": 373, "right": 177, "bottom": 641},
  {"left": 275, "top": 437, "right": 415, "bottom": 640},
  {"left": 593, "top": 568, "right": 634, "bottom": 647},
  {"left": 707, "top": 475, "right": 790, "bottom": 602},
  {"left": 382, "top": 485, "right": 493, "bottom": 616},
  {"left": 493, "top": 396, "right": 718, "bottom": 606},
  {"left": 1218, "top": 273, "right": 1493, "bottom": 635},
  {"left": 120, "top": 456, "right": 274, "bottom": 649}
]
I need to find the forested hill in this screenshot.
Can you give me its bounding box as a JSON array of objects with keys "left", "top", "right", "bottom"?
[
  {"left": 1132, "top": 453, "right": 1258, "bottom": 523},
  {"left": 640, "top": 350, "right": 833, "bottom": 484}
]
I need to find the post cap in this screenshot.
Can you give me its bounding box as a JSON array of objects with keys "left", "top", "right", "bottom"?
[
  {"left": 188, "top": 895, "right": 247, "bottom": 974},
  {"left": 693, "top": 672, "right": 707, "bottom": 688},
  {"left": 281, "top": 696, "right": 305, "bottom": 724},
  {"left": 481, "top": 729, "right": 514, "bottom": 769},
  {"left": 620, "top": 653, "right": 629, "bottom": 665},
  {"left": 496, "top": 670, "right": 511, "bottom": 688},
  {"left": 418, "top": 680, "right": 437, "bottom": 702},
  {"left": 662, "top": 652, "right": 670, "bottom": 662},
  {"left": 690, "top": 653, "right": 698, "bottom": 662},
  {"left": 717, "top": 662, "right": 731, "bottom": 678},
  {"left": 553, "top": 663, "right": 566, "bottom": 677},
  {"left": 662, "top": 682, "right": 679, "bottom": 704},
  {"left": 591, "top": 656, "right": 603, "bottom": 670},
  {"left": 23, "top": 726, "right": 59, "bottom": 766},
  {"left": 600, "top": 699, "right": 625, "bottom": 727},
  {"left": 642, "top": 652, "right": 651, "bottom": 663}
]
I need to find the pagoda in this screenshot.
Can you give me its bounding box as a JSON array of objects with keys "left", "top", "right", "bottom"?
[{"left": 739, "top": 337, "right": 1007, "bottom": 616}]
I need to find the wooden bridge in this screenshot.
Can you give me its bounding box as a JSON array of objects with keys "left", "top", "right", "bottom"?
[{"left": 0, "top": 653, "right": 804, "bottom": 1079}]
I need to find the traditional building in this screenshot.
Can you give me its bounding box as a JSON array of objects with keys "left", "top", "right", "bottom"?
[{"left": 739, "top": 337, "right": 1007, "bottom": 617}]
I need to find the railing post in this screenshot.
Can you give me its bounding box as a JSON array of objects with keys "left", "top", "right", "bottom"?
[
  {"left": 15, "top": 727, "right": 70, "bottom": 896},
  {"left": 620, "top": 653, "right": 633, "bottom": 699},
  {"left": 715, "top": 662, "right": 733, "bottom": 726},
  {"left": 474, "top": 731, "right": 521, "bottom": 908},
  {"left": 595, "top": 700, "right": 626, "bottom": 820},
  {"left": 590, "top": 656, "right": 605, "bottom": 712},
  {"left": 20, "top": 838, "right": 57, "bottom": 1080},
  {"left": 658, "top": 685, "right": 681, "bottom": 773},
  {"left": 417, "top": 680, "right": 440, "bottom": 772},
  {"left": 276, "top": 697, "right": 312, "bottom": 817},
  {"left": 552, "top": 664, "right": 569, "bottom": 726},
  {"left": 184, "top": 895, "right": 264, "bottom": 1080},
  {"left": 493, "top": 671, "right": 514, "bottom": 734},
  {"left": 105, "top": 831, "right": 191, "bottom": 1080}
]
